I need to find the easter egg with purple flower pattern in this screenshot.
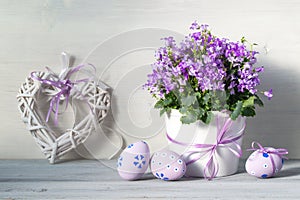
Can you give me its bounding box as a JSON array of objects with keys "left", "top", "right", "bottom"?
[
  {"left": 150, "top": 149, "right": 186, "bottom": 181},
  {"left": 117, "top": 141, "right": 150, "bottom": 180}
]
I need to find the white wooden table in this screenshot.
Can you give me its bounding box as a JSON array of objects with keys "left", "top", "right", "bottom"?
[{"left": 0, "top": 159, "right": 299, "bottom": 199}]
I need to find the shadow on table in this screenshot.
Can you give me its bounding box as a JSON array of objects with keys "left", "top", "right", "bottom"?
[
  {"left": 237, "top": 159, "right": 247, "bottom": 174},
  {"left": 274, "top": 167, "right": 300, "bottom": 178},
  {"left": 237, "top": 159, "right": 300, "bottom": 178},
  {"left": 139, "top": 158, "right": 299, "bottom": 181},
  {"left": 140, "top": 173, "right": 209, "bottom": 182}
]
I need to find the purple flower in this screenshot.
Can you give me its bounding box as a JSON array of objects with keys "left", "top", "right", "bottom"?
[
  {"left": 144, "top": 22, "right": 270, "bottom": 105},
  {"left": 190, "top": 21, "right": 200, "bottom": 30},
  {"left": 192, "top": 32, "right": 201, "bottom": 40},
  {"left": 255, "top": 66, "right": 264, "bottom": 73},
  {"left": 162, "top": 37, "right": 176, "bottom": 47},
  {"left": 200, "top": 24, "right": 209, "bottom": 31},
  {"left": 264, "top": 89, "right": 273, "bottom": 100}
]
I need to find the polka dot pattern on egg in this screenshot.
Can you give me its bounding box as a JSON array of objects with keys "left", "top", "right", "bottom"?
[
  {"left": 150, "top": 149, "right": 186, "bottom": 181},
  {"left": 263, "top": 153, "right": 269, "bottom": 158},
  {"left": 245, "top": 147, "right": 285, "bottom": 178},
  {"left": 245, "top": 142, "right": 288, "bottom": 179}
]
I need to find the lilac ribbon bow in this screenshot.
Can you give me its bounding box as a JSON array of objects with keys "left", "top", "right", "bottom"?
[
  {"left": 167, "top": 114, "right": 246, "bottom": 180},
  {"left": 247, "top": 141, "right": 288, "bottom": 176},
  {"left": 31, "top": 53, "right": 95, "bottom": 125}
]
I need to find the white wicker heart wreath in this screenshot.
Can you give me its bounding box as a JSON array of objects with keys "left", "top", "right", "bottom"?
[{"left": 17, "top": 53, "right": 111, "bottom": 164}]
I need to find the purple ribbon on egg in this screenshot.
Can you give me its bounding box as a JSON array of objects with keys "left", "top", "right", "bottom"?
[
  {"left": 247, "top": 141, "right": 288, "bottom": 176},
  {"left": 167, "top": 112, "right": 246, "bottom": 180},
  {"left": 31, "top": 53, "right": 96, "bottom": 126}
]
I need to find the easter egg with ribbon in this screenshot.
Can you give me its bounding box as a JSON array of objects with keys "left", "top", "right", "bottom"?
[{"left": 245, "top": 142, "right": 288, "bottom": 178}]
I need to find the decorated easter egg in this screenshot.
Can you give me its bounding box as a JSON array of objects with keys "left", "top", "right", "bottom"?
[
  {"left": 245, "top": 147, "right": 284, "bottom": 178},
  {"left": 117, "top": 141, "right": 150, "bottom": 180},
  {"left": 150, "top": 149, "right": 186, "bottom": 181}
]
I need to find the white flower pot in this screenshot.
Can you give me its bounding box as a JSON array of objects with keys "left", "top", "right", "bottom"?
[{"left": 165, "top": 109, "right": 246, "bottom": 178}]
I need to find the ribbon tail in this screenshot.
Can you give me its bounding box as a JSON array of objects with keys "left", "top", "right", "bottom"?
[
  {"left": 61, "top": 52, "right": 70, "bottom": 69},
  {"left": 185, "top": 149, "right": 211, "bottom": 166},
  {"left": 64, "top": 93, "right": 70, "bottom": 112},
  {"left": 217, "top": 118, "right": 233, "bottom": 143},
  {"left": 59, "top": 52, "right": 70, "bottom": 79},
  {"left": 226, "top": 141, "right": 243, "bottom": 158},
  {"left": 276, "top": 148, "right": 289, "bottom": 156},
  {"left": 74, "top": 78, "right": 91, "bottom": 83},
  {"left": 203, "top": 154, "right": 219, "bottom": 180},
  {"left": 46, "top": 96, "right": 57, "bottom": 123},
  {"left": 66, "top": 64, "right": 84, "bottom": 77},
  {"left": 48, "top": 92, "right": 63, "bottom": 125},
  {"left": 54, "top": 94, "right": 61, "bottom": 125},
  {"left": 270, "top": 154, "right": 276, "bottom": 176}
]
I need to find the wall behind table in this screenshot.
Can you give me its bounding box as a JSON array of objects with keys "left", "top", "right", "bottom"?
[{"left": 0, "top": 0, "right": 299, "bottom": 159}]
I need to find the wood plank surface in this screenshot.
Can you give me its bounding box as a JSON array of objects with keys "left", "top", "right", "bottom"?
[{"left": 0, "top": 159, "right": 299, "bottom": 199}]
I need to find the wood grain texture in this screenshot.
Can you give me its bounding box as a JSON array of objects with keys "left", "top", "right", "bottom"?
[
  {"left": 0, "top": 0, "right": 300, "bottom": 159},
  {"left": 0, "top": 159, "right": 299, "bottom": 199}
]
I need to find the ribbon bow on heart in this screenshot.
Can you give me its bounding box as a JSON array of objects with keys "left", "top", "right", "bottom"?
[{"left": 31, "top": 52, "right": 96, "bottom": 125}]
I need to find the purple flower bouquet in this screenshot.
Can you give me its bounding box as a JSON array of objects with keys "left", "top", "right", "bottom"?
[{"left": 144, "top": 21, "right": 272, "bottom": 124}]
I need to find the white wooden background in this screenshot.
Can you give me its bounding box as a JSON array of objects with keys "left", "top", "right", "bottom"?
[{"left": 1, "top": 0, "right": 300, "bottom": 159}]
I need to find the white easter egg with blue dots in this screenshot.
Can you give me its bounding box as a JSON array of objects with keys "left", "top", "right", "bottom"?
[
  {"left": 150, "top": 149, "right": 186, "bottom": 181},
  {"left": 245, "top": 147, "right": 284, "bottom": 178}
]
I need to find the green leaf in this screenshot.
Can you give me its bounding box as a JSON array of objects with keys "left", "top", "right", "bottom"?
[
  {"left": 179, "top": 106, "right": 188, "bottom": 114},
  {"left": 243, "top": 96, "right": 256, "bottom": 108},
  {"left": 154, "top": 100, "right": 164, "bottom": 109},
  {"left": 195, "top": 92, "right": 201, "bottom": 99},
  {"left": 203, "top": 93, "right": 210, "bottom": 105},
  {"left": 181, "top": 95, "right": 196, "bottom": 106},
  {"left": 254, "top": 96, "right": 264, "bottom": 107},
  {"left": 241, "top": 36, "right": 247, "bottom": 43},
  {"left": 196, "top": 107, "right": 205, "bottom": 118},
  {"left": 163, "top": 98, "right": 172, "bottom": 106},
  {"left": 180, "top": 111, "right": 197, "bottom": 124},
  {"left": 159, "top": 108, "right": 167, "bottom": 116},
  {"left": 204, "top": 111, "right": 213, "bottom": 124},
  {"left": 241, "top": 107, "right": 256, "bottom": 117},
  {"left": 230, "top": 101, "right": 243, "bottom": 120},
  {"left": 159, "top": 108, "right": 171, "bottom": 116}
]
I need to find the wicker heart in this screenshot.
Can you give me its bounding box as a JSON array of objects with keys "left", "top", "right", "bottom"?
[{"left": 17, "top": 70, "right": 110, "bottom": 164}]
